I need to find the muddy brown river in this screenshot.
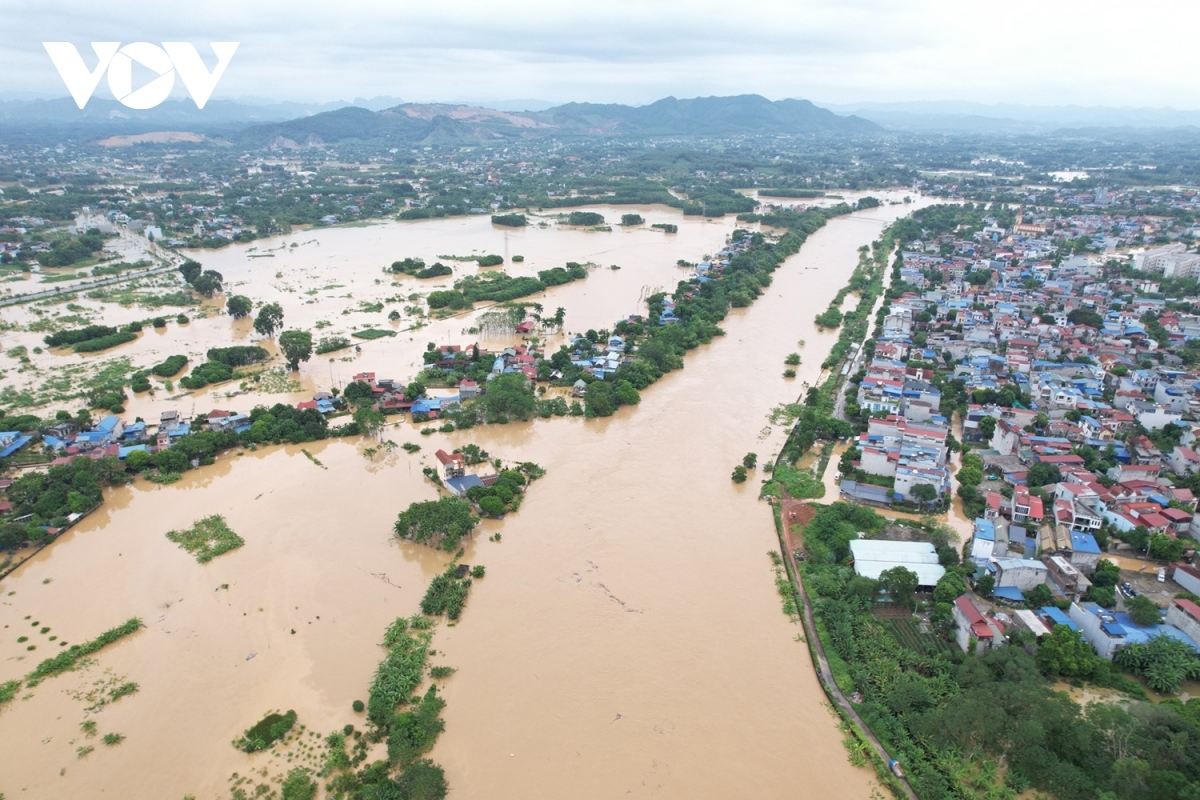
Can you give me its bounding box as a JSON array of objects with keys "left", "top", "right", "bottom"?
[{"left": 0, "top": 194, "right": 936, "bottom": 798}]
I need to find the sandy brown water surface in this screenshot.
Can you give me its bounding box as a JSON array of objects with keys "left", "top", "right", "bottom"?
[{"left": 0, "top": 194, "right": 934, "bottom": 798}]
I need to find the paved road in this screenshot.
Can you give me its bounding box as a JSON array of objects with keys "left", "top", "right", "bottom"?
[
  {"left": 779, "top": 524, "right": 921, "bottom": 800},
  {"left": 0, "top": 231, "right": 182, "bottom": 308}
]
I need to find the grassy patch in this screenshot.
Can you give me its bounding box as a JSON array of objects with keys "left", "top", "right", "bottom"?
[
  {"left": 352, "top": 328, "right": 397, "bottom": 340},
  {"left": 165, "top": 515, "right": 244, "bottom": 563},
  {"left": 772, "top": 463, "right": 826, "bottom": 499},
  {"left": 232, "top": 709, "right": 297, "bottom": 753},
  {"left": 25, "top": 617, "right": 142, "bottom": 684}
]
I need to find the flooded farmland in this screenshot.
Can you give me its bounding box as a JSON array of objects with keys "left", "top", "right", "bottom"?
[{"left": 0, "top": 192, "right": 937, "bottom": 798}]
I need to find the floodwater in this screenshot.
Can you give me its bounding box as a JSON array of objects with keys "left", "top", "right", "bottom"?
[{"left": 0, "top": 193, "right": 936, "bottom": 799}]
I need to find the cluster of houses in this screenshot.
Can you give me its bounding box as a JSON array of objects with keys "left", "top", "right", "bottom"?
[
  {"left": 952, "top": 591, "right": 1200, "bottom": 661},
  {"left": 0, "top": 389, "right": 346, "bottom": 468},
  {"left": 835, "top": 208, "right": 1200, "bottom": 662}
]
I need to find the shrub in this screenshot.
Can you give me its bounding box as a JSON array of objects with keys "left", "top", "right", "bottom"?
[
  {"left": 151, "top": 354, "right": 188, "bottom": 378},
  {"left": 233, "top": 710, "right": 297, "bottom": 753},
  {"left": 567, "top": 211, "right": 604, "bottom": 226},
  {"left": 393, "top": 497, "right": 479, "bottom": 550},
  {"left": 352, "top": 699, "right": 365, "bottom": 713},
  {"left": 73, "top": 331, "right": 138, "bottom": 353}
]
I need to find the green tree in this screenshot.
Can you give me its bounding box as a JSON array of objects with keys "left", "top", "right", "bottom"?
[
  {"left": 1149, "top": 534, "right": 1185, "bottom": 562},
  {"left": 1126, "top": 595, "right": 1162, "bottom": 627},
  {"left": 482, "top": 373, "right": 536, "bottom": 421},
  {"left": 124, "top": 449, "right": 152, "bottom": 473},
  {"left": 191, "top": 270, "right": 223, "bottom": 297},
  {"left": 933, "top": 571, "right": 966, "bottom": 605},
  {"left": 975, "top": 574, "right": 995, "bottom": 597},
  {"left": 930, "top": 602, "right": 956, "bottom": 638},
  {"left": 910, "top": 483, "right": 938, "bottom": 505},
  {"left": 731, "top": 465, "right": 748, "bottom": 483},
  {"left": 1026, "top": 461, "right": 1063, "bottom": 488},
  {"left": 878, "top": 566, "right": 919, "bottom": 610},
  {"left": 478, "top": 496, "right": 506, "bottom": 517},
  {"left": 178, "top": 259, "right": 202, "bottom": 284},
  {"left": 1036, "top": 625, "right": 1097, "bottom": 678},
  {"left": 343, "top": 380, "right": 375, "bottom": 405},
  {"left": 253, "top": 302, "right": 284, "bottom": 338},
  {"left": 977, "top": 415, "right": 997, "bottom": 442},
  {"left": 1026, "top": 583, "right": 1053, "bottom": 608},
  {"left": 742, "top": 452, "right": 758, "bottom": 469},
  {"left": 1067, "top": 307, "right": 1104, "bottom": 328},
  {"left": 279, "top": 767, "right": 317, "bottom": 800},
  {"left": 585, "top": 381, "right": 617, "bottom": 418},
  {"left": 404, "top": 381, "right": 426, "bottom": 402},
  {"left": 957, "top": 465, "right": 983, "bottom": 487},
  {"left": 354, "top": 406, "right": 386, "bottom": 441},
  {"left": 226, "top": 295, "right": 253, "bottom": 319},
  {"left": 278, "top": 330, "right": 313, "bottom": 371},
  {"left": 1092, "top": 558, "right": 1121, "bottom": 587},
  {"left": 393, "top": 497, "right": 479, "bottom": 550},
  {"left": 613, "top": 379, "right": 641, "bottom": 406}
]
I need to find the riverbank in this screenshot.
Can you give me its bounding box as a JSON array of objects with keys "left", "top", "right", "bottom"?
[{"left": 0, "top": 193, "right": 934, "bottom": 799}]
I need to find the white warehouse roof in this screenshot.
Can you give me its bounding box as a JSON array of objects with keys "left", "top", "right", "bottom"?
[{"left": 849, "top": 539, "right": 946, "bottom": 586}]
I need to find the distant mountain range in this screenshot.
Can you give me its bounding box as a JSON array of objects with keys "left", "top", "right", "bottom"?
[
  {"left": 0, "top": 94, "right": 879, "bottom": 145},
  {"left": 232, "top": 95, "right": 881, "bottom": 147},
  {"left": 5, "top": 94, "right": 1200, "bottom": 145}
]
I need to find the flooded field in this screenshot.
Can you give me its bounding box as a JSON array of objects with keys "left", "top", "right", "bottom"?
[{"left": 0, "top": 193, "right": 935, "bottom": 798}]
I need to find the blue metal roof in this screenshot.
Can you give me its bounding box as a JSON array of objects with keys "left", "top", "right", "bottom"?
[
  {"left": 994, "top": 586, "right": 1025, "bottom": 601},
  {"left": 1040, "top": 606, "right": 1078, "bottom": 631},
  {"left": 446, "top": 474, "right": 485, "bottom": 496},
  {"left": 1070, "top": 531, "right": 1101, "bottom": 555},
  {"left": 0, "top": 432, "right": 32, "bottom": 458}
]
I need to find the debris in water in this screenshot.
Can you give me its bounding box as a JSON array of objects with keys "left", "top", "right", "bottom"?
[{"left": 246, "top": 653, "right": 256, "bottom": 661}]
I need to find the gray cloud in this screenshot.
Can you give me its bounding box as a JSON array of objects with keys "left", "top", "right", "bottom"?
[{"left": 1, "top": 0, "right": 1196, "bottom": 108}]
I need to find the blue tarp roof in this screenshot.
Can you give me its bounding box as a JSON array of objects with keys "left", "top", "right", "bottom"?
[{"left": 1040, "top": 606, "right": 1078, "bottom": 631}]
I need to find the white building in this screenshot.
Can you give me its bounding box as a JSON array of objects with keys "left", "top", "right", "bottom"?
[{"left": 848, "top": 539, "right": 946, "bottom": 588}]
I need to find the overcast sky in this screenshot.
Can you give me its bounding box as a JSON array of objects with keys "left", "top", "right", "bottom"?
[{"left": 3, "top": 0, "right": 1198, "bottom": 109}]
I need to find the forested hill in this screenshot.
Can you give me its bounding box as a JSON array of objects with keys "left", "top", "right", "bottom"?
[
  {"left": 232, "top": 94, "right": 880, "bottom": 147},
  {"left": 538, "top": 95, "right": 880, "bottom": 136}
]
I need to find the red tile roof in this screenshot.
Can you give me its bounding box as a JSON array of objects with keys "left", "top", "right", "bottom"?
[{"left": 955, "top": 596, "right": 994, "bottom": 639}]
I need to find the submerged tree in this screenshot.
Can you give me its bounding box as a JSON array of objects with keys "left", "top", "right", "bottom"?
[
  {"left": 278, "top": 329, "right": 313, "bottom": 371},
  {"left": 254, "top": 302, "right": 285, "bottom": 338},
  {"left": 226, "top": 294, "right": 253, "bottom": 319}
]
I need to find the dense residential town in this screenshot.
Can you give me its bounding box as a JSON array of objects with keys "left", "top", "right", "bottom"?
[{"left": 824, "top": 201, "right": 1200, "bottom": 664}]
